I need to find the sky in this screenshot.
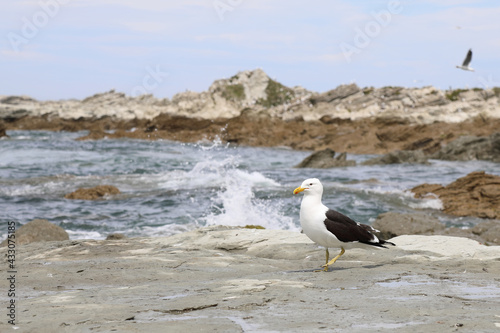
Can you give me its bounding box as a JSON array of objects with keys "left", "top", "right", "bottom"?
[{"left": 1, "top": 0, "right": 499, "bottom": 101}]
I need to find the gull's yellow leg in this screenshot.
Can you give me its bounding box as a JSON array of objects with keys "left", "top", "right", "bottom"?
[
  {"left": 322, "top": 247, "right": 345, "bottom": 271},
  {"left": 323, "top": 248, "right": 330, "bottom": 271}
]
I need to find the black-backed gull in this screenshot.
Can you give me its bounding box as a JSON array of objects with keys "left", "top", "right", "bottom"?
[
  {"left": 294, "top": 178, "right": 395, "bottom": 271},
  {"left": 456, "top": 49, "right": 474, "bottom": 71}
]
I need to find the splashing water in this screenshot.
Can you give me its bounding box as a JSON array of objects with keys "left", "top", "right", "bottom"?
[
  {"left": 2, "top": 130, "right": 498, "bottom": 240},
  {"left": 204, "top": 169, "right": 297, "bottom": 230},
  {"left": 185, "top": 142, "right": 297, "bottom": 231}
]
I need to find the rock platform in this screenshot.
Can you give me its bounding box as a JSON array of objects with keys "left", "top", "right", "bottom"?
[{"left": 2, "top": 226, "right": 500, "bottom": 332}]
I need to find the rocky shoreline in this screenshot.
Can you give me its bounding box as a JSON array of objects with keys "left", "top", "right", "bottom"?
[
  {"left": 2, "top": 69, "right": 500, "bottom": 155},
  {"left": 2, "top": 70, "right": 500, "bottom": 331},
  {"left": 2, "top": 69, "right": 500, "bottom": 124}
]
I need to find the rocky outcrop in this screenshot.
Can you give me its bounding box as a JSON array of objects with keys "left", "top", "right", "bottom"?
[
  {"left": 309, "top": 83, "right": 361, "bottom": 104},
  {"left": 0, "top": 69, "right": 311, "bottom": 121},
  {"left": 106, "top": 233, "right": 127, "bottom": 240},
  {"left": 0, "top": 126, "right": 8, "bottom": 138},
  {"left": 295, "top": 148, "right": 356, "bottom": 168},
  {"left": 472, "top": 220, "right": 500, "bottom": 244},
  {"left": 373, "top": 212, "right": 500, "bottom": 245},
  {"left": 0, "top": 219, "right": 68, "bottom": 246},
  {"left": 373, "top": 212, "right": 445, "bottom": 240},
  {"left": 362, "top": 150, "right": 429, "bottom": 165},
  {"left": 411, "top": 171, "right": 500, "bottom": 219},
  {"left": 1, "top": 69, "right": 500, "bottom": 124},
  {"left": 2, "top": 69, "right": 500, "bottom": 154},
  {"left": 431, "top": 132, "right": 500, "bottom": 162},
  {"left": 288, "top": 85, "right": 500, "bottom": 123},
  {"left": 65, "top": 185, "right": 121, "bottom": 200}
]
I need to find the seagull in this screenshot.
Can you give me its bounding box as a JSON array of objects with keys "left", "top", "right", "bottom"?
[
  {"left": 293, "top": 178, "right": 395, "bottom": 272},
  {"left": 456, "top": 49, "right": 474, "bottom": 71}
]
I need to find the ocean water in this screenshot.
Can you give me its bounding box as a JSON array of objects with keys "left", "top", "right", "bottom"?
[{"left": 1, "top": 130, "right": 499, "bottom": 241}]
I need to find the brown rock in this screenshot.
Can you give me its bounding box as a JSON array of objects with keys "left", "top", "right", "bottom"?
[
  {"left": 0, "top": 126, "right": 8, "bottom": 138},
  {"left": 65, "top": 185, "right": 120, "bottom": 200},
  {"left": 411, "top": 184, "right": 445, "bottom": 199},
  {"left": 0, "top": 219, "right": 69, "bottom": 246},
  {"left": 411, "top": 171, "right": 500, "bottom": 219}
]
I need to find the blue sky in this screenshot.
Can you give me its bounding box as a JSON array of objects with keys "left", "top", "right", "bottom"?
[{"left": 1, "top": 0, "right": 499, "bottom": 100}]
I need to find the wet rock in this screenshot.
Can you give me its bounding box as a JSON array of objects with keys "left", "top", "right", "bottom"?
[
  {"left": 372, "top": 212, "right": 496, "bottom": 244},
  {"left": 106, "top": 233, "right": 127, "bottom": 240},
  {"left": 372, "top": 212, "right": 445, "bottom": 240},
  {"left": 65, "top": 185, "right": 121, "bottom": 200},
  {"left": 374, "top": 122, "right": 415, "bottom": 142},
  {"left": 472, "top": 220, "right": 500, "bottom": 244},
  {"left": 361, "top": 150, "right": 429, "bottom": 165},
  {"left": 0, "top": 219, "right": 69, "bottom": 246},
  {"left": 411, "top": 171, "right": 500, "bottom": 219},
  {"left": 430, "top": 132, "right": 500, "bottom": 162},
  {"left": 411, "top": 183, "right": 445, "bottom": 199},
  {"left": 402, "top": 137, "right": 441, "bottom": 154},
  {"left": 295, "top": 148, "right": 356, "bottom": 168},
  {"left": 0, "top": 126, "right": 9, "bottom": 138}
]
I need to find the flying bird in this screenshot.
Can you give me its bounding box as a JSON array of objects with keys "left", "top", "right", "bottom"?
[
  {"left": 456, "top": 49, "right": 474, "bottom": 71},
  {"left": 293, "top": 178, "right": 395, "bottom": 271}
]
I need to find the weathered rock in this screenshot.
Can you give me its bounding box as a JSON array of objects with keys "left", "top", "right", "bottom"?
[
  {"left": 411, "top": 171, "right": 500, "bottom": 219},
  {"left": 295, "top": 148, "right": 356, "bottom": 168},
  {"left": 372, "top": 212, "right": 499, "bottom": 244},
  {"left": 7, "top": 226, "right": 500, "bottom": 333},
  {"left": 0, "top": 126, "right": 8, "bottom": 138},
  {"left": 2, "top": 67, "right": 500, "bottom": 155},
  {"left": 472, "top": 220, "right": 500, "bottom": 244},
  {"left": 431, "top": 132, "right": 500, "bottom": 162},
  {"left": 65, "top": 185, "right": 121, "bottom": 200},
  {"left": 372, "top": 212, "right": 445, "bottom": 240},
  {"left": 402, "top": 137, "right": 441, "bottom": 154},
  {"left": 411, "top": 183, "right": 445, "bottom": 199},
  {"left": 0, "top": 219, "right": 68, "bottom": 246},
  {"left": 0, "top": 95, "right": 37, "bottom": 105},
  {"left": 309, "top": 83, "right": 361, "bottom": 104},
  {"left": 361, "top": 150, "right": 429, "bottom": 165},
  {"left": 106, "top": 233, "right": 127, "bottom": 240},
  {"left": 1, "top": 69, "right": 500, "bottom": 125}
]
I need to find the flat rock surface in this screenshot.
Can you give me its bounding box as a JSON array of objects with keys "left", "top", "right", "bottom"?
[{"left": 2, "top": 226, "right": 500, "bottom": 332}]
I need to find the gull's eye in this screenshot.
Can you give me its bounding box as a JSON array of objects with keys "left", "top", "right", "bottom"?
[{"left": 309, "top": 183, "right": 313, "bottom": 186}]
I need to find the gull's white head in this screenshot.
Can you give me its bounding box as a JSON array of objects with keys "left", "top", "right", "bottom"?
[{"left": 293, "top": 178, "right": 323, "bottom": 196}]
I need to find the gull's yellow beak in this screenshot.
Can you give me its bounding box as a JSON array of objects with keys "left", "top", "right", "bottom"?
[{"left": 293, "top": 186, "right": 305, "bottom": 195}]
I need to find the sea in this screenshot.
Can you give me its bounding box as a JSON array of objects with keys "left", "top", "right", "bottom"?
[{"left": 1, "top": 130, "right": 499, "bottom": 241}]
